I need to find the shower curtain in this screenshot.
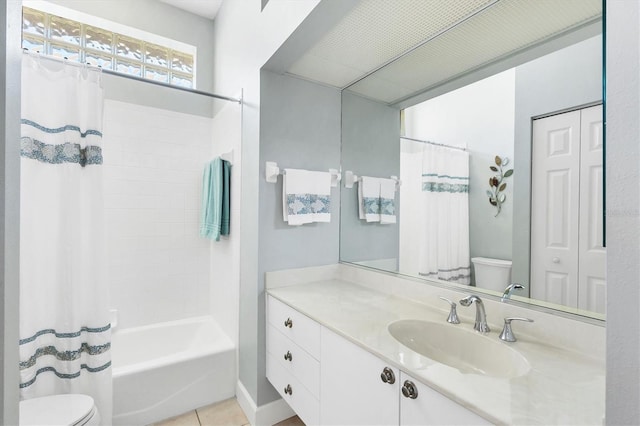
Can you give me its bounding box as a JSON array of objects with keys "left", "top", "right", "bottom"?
[
  {"left": 19, "top": 55, "right": 111, "bottom": 422},
  {"left": 418, "top": 143, "right": 470, "bottom": 284}
]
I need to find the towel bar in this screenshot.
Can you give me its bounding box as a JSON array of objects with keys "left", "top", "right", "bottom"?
[
  {"left": 265, "top": 161, "right": 341, "bottom": 187},
  {"left": 344, "top": 171, "right": 402, "bottom": 189}
]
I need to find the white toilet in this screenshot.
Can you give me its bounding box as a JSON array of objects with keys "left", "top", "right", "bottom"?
[
  {"left": 471, "top": 257, "right": 512, "bottom": 292},
  {"left": 19, "top": 394, "right": 100, "bottom": 426}
]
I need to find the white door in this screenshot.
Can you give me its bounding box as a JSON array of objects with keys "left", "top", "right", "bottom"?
[
  {"left": 578, "top": 105, "right": 606, "bottom": 313},
  {"left": 531, "top": 110, "right": 581, "bottom": 307},
  {"left": 531, "top": 105, "right": 606, "bottom": 313}
]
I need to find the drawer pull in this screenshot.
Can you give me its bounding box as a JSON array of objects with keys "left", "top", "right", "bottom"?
[
  {"left": 284, "top": 318, "right": 293, "bottom": 328},
  {"left": 380, "top": 367, "right": 396, "bottom": 384},
  {"left": 402, "top": 380, "right": 418, "bottom": 399},
  {"left": 284, "top": 384, "right": 292, "bottom": 395},
  {"left": 284, "top": 351, "right": 293, "bottom": 362}
]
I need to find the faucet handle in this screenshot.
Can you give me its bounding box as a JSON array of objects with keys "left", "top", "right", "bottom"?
[
  {"left": 499, "top": 317, "right": 534, "bottom": 342},
  {"left": 438, "top": 296, "right": 460, "bottom": 324}
]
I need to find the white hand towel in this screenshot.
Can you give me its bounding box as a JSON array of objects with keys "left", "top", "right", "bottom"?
[
  {"left": 379, "top": 178, "right": 397, "bottom": 224},
  {"left": 311, "top": 171, "right": 332, "bottom": 223},
  {"left": 283, "top": 168, "right": 331, "bottom": 226},
  {"left": 358, "top": 177, "right": 365, "bottom": 220},
  {"left": 283, "top": 169, "right": 312, "bottom": 226},
  {"left": 359, "top": 176, "right": 381, "bottom": 222}
]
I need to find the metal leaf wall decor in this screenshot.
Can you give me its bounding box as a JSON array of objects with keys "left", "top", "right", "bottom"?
[{"left": 486, "top": 155, "right": 513, "bottom": 217}]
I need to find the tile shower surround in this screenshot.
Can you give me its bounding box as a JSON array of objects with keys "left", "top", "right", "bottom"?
[{"left": 102, "top": 100, "right": 213, "bottom": 329}]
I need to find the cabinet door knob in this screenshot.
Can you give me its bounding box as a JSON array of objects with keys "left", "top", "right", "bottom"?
[
  {"left": 284, "top": 318, "right": 293, "bottom": 328},
  {"left": 284, "top": 351, "right": 292, "bottom": 362},
  {"left": 552, "top": 257, "right": 560, "bottom": 263},
  {"left": 402, "top": 380, "right": 418, "bottom": 399},
  {"left": 380, "top": 367, "right": 396, "bottom": 384},
  {"left": 284, "top": 384, "right": 292, "bottom": 395}
]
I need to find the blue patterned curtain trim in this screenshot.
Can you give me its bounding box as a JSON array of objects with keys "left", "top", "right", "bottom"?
[
  {"left": 422, "top": 173, "right": 469, "bottom": 180},
  {"left": 20, "top": 342, "right": 111, "bottom": 370},
  {"left": 286, "top": 194, "right": 331, "bottom": 215},
  {"left": 19, "top": 362, "right": 112, "bottom": 389},
  {"left": 21, "top": 119, "right": 103, "bottom": 138},
  {"left": 422, "top": 182, "right": 469, "bottom": 193},
  {"left": 419, "top": 271, "right": 471, "bottom": 282},
  {"left": 19, "top": 324, "right": 111, "bottom": 345},
  {"left": 21, "top": 137, "right": 103, "bottom": 166},
  {"left": 420, "top": 266, "right": 470, "bottom": 273}
]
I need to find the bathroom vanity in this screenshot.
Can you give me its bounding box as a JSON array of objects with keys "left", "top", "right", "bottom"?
[{"left": 265, "top": 265, "right": 605, "bottom": 425}]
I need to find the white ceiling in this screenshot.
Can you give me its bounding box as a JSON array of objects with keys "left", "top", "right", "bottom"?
[
  {"left": 288, "top": 0, "right": 494, "bottom": 90},
  {"left": 157, "top": 0, "right": 223, "bottom": 20},
  {"left": 285, "top": 0, "right": 602, "bottom": 106}
]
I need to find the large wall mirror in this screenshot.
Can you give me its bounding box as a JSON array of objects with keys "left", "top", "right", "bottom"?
[{"left": 335, "top": 0, "right": 604, "bottom": 319}]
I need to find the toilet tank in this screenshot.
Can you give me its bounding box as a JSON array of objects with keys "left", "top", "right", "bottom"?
[{"left": 471, "top": 257, "right": 512, "bottom": 292}]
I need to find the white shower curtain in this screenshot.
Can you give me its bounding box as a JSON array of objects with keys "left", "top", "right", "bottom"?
[
  {"left": 19, "top": 55, "right": 111, "bottom": 422},
  {"left": 418, "top": 143, "right": 470, "bottom": 284}
]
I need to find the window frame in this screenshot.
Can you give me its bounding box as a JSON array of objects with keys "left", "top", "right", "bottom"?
[{"left": 22, "top": 1, "right": 198, "bottom": 89}]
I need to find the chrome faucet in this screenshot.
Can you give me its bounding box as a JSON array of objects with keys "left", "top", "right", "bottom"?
[
  {"left": 501, "top": 283, "right": 524, "bottom": 302},
  {"left": 459, "top": 295, "right": 490, "bottom": 333}
]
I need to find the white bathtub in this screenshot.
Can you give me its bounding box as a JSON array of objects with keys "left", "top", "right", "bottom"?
[{"left": 112, "top": 316, "right": 236, "bottom": 425}]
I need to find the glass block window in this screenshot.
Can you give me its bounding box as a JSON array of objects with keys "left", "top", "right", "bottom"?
[{"left": 21, "top": 6, "right": 196, "bottom": 88}]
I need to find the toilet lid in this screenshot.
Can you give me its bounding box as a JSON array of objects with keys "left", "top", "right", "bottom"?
[{"left": 20, "top": 394, "right": 95, "bottom": 426}]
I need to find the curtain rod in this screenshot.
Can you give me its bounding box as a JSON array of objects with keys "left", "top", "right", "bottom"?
[
  {"left": 22, "top": 49, "right": 242, "bottom": 104},
  {"left": 400, "top": 136, "right": 467, "bottom": 152}
]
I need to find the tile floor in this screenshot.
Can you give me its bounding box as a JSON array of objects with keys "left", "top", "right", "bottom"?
[{"left": 152, "top": 398, "right": 305, "bottom": 426}]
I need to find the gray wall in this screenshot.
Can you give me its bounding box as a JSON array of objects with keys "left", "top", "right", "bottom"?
[
  {"left": 1, "top": 1, "right": 21, "bottom": 423},
  {"left": 340, "top": 91, "right": 400, "bottom": 264},
  {"left": 46, "top": 0, "right": 218, "bottom": 117},
  {"left": 512, "top": 35, "right": 602, "bottom": 292},
  {"left": 606, "top": 1, "right": 640, "bottom": 423},
  {"left": 257, "top": 70, "right": 341, "bottom": 404}
]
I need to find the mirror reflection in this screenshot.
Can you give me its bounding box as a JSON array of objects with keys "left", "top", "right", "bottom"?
[{"left": 339, "top": 6, "right": 604, "bottom": 318}]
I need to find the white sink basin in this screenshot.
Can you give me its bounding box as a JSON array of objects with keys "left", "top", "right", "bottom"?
[{"left": 388, "top": 320, "right": 530, "bottom": 379}]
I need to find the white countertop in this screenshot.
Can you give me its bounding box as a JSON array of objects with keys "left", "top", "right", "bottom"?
[{"left": 267, "top": 279, "right": 605, "bottom": 425}]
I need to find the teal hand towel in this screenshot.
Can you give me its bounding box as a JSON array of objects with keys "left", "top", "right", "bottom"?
[
  {"left": 200, "top": 158, "right": 223, "bottom": 240},
  {"left": 221, "top": 160, "right": 231, "bottom": 236}
]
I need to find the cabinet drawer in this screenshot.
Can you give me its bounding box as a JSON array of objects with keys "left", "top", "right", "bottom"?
[
  {"left": 267, "top": 353, "right": 320, "bottom": 426},
  {"left": 267, "top": 295, "right": 320, "bottom": 358},
  {"left": 267, "top": 324, "right": 320, "bottom": 398}
]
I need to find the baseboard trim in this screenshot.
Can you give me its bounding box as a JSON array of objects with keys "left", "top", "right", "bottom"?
[{"left": 236, "top": 381, "right": 295, "bottom": 426}]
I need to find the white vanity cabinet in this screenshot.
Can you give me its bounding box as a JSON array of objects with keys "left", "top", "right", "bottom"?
[
  {"left": 320, "top": 327, "right": 400, "bottom": 425},
  {"left": 266, "top": 296, "right": 321, "bottom": 425},
  {"left": 266, "top": 295, "right": 492, "bottom": 425},
  {"left": 399, "top": 372, "right": 491, "bottom": 425}
]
